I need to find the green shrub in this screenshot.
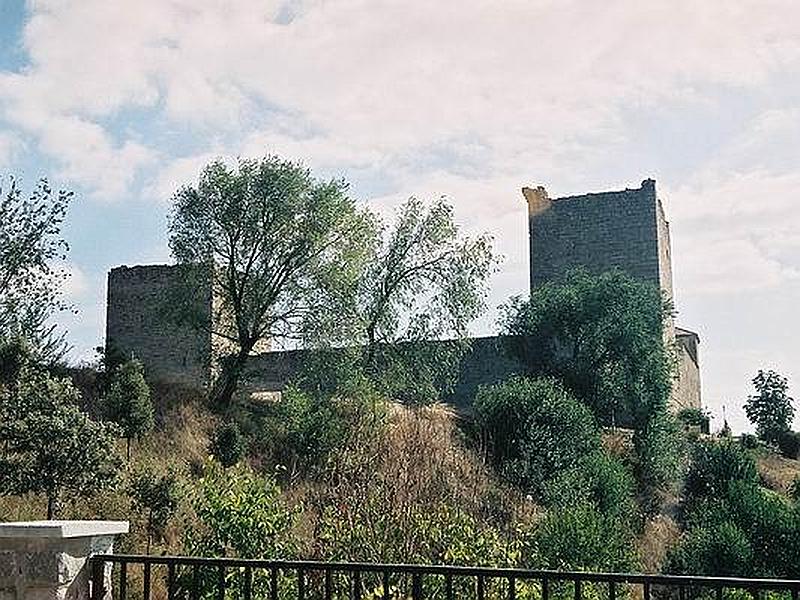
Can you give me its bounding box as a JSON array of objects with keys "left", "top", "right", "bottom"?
[
  {"left": 739, "top": 433, "right": 760, "bottom": 449},
  {"left": 526, "top": 504, "right": 638, "bottom": 572},
  {"left": 666, "top": 522, "right": 753, "bottom": 576},
  {"left": 777, "top": 431, "right": 800, "bottom": 460},
  {"left": 209, "top": 420, "right": 245, "bottom": 467},
  {"left": 475, "top": 377, "right": 600, "bottom": 496},
  {"left": 185, "top": 462, "right": 295, "bottom": 559},
  {"left": 634, "top": 411, "right": 684, "bottom": 515},
  {"left": 246, "top": 383, "right": 384, "bottom": 478},
  {"left": 543, "top": 452, "right": 638, "bottom": 523},
  {"left": 677, "top": 407, "right": 710, "bottom": 434},
  {"left": 683, "top": 440, "right": 758, "bottom": 508}
]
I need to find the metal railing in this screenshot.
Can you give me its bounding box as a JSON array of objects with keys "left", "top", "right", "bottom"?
[{"left": 91, "top": 555, "right": 800, "bottom": 600}]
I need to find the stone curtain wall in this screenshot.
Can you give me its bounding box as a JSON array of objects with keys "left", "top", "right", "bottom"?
[
  {"left": 105, "top": 265, "right": 212, "bottom": 388},
  {"left": 527, "top": 179, "right": 670, "bottom": 296}
]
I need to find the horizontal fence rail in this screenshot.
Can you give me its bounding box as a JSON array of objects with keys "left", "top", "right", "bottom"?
[{"left": 91, "top": 555, "right": 800, "bottom": 600}]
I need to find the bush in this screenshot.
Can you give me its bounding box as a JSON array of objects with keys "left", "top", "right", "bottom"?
[
  {"left": 246, "top": 382, "right": 384, "bottom": 478},
  {"left": 543, "top": 452, "right": 637, "bottom": 523},
  {"left": 777, "top": 430, "right": 800, "bottom": 460},
  {"left": 185, "top": 462, "right": 295, "bottom": 559},
  {"left": 634, "top": 411, "right": 684, "bottom": 515},
  {"left": 683, "top": 440, "right": 758, "bottom": 508},
  {"left": 475, "top": 377, "right": 600, "bottom": 496},
  {"left": 739, "top": 433, "right": 760, "bottom": 449},
  {"left": 666, "top": 522, "right": 753, "bottom": 576},
  {"left": 209, "top": 420, "right": 245, "bottom": 467},
  {"left": 677, "top": 407, "right": 710, "bottom": 434},
  {"left": 526, "top": 504, "right": 638, "bottom": 572}
]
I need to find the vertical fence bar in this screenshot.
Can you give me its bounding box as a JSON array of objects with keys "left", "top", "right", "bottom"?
[
  {"left": 217, "top": 565, "right": 225, "bottom": 600},
  {"left": 119, "top": 562, "right": 128, "bottom": 600},
  {"left": 353, "top": 569, "right": 362, "bottom": 600},
  {"left": 167, "top": 563, "right": 176, "bottom": 600},
  {"left": 716, "top": 587, "right": 723, "bottom": 600},
  {"left": 244, "top": 566, "right": 252, "bottom": 600},
  {"left": 383, "top": 570, "right": 390, "bottom": 600},
  {"left": 143, "top": 562, "right": 151, "bottom": 600},
  {"left": 91, "top": 558, "right": 105, "bottom": 600},
  {"left": 679, "top": 585, "right": 685, "bottom": 600},
  {"left": 271, "top": 566, "right": 278, "bottom": 600},
  {"left": 542, "top": 578, "right": 549, "bottom": 600},
  {"left": 575, "top": 579, "right": 582, "bottom": 600},
  {"left": 191, "top": 565, "right": 200, "bottom": 600},
  {"left": 477, "top": 575, "right": 485, "bottom": 600},
  {"left": 412, "top": 572, "right": 423, "bottom": 600},
  {"left": 793, "top": 587, "right": 799, "bottom": 600},
  {"left": 508, "top": 576, "right": 516, "bottom": 600},
  {"left": 325, "top": 569, "right": 333, "bottom": 600},
  {"left": 643, "top": 581, "right": 650, "bottom": 600},
  {"left": 298, "top": 568, "right": 305, "bottom": 600},
  {"left": 445, "top": 573, "right": 453, "bottom": 600},
  {"left": 609, "top": 581, "right": 616, "bottom": 600}
]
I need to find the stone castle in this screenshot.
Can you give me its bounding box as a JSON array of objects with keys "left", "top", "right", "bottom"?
[{"left": 106, "top": 179, "right": 701, "bottom": 410}]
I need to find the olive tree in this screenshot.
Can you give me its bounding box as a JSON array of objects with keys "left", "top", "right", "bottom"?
[{"left": 168, "top": 156, "right": 376, "bottom": 409}]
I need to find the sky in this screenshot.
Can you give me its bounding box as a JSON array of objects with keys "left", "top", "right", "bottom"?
[{"left": 1, "top": 0, "right": 798, "bottom": 433}]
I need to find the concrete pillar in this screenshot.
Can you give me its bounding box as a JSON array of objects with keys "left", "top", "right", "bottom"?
[{"left": 0, "top": 521, "right": 129, "bottom": 600}]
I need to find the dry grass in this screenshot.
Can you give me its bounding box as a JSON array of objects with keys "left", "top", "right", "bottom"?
[{"left": 755, "top": 449, "right": 800, "bottom": 495}]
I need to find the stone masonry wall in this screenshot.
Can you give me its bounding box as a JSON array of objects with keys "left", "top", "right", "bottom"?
[
  {"left": 527, "top": 179, "right": 670, "bottom": 297},
  {"left": 106, "top": 265, "right": 212, "bottom": 388}
]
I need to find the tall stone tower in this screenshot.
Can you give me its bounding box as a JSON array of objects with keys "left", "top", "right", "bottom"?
[
  {"left": 522, "top": 179, "right": 700, "bottom": 410},
  {"left": 105, "top": 264, "right": 214, "bottom": 388},
  {"left": 523, "top": 179, "right": 673, "bottom": 300}
]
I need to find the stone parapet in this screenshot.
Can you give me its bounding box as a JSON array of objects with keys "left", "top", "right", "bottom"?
[{"left": 0, "top": 521, "right": 128, "bottom": 600}]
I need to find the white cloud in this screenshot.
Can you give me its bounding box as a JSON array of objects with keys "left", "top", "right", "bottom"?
[{"left": 2, "top": 0, "right": 799, "bottom": 198}]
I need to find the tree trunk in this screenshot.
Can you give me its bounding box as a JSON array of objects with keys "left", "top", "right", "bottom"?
[
  {"left": 46, "top": 493, "right": 57, "bottom": 520},
  {"left": 126, "top": 437, "right": 131, "bottom": 462},
  {"left": 210, "top": 343, "right": 254, "bottom": 412}
]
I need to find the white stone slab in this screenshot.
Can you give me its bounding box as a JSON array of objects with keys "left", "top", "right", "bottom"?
[{"left": 0, "top": 521, "right": 129, "bottom": 539}]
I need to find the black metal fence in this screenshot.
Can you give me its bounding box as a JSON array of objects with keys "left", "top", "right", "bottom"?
[{"left": 91, "top": 555, "right": 800, "bottom": 600}]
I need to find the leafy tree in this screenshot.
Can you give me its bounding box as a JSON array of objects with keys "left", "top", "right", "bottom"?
[
  {"left": 0, "top": 365, "right": 121, "bottom": 518},
  {"left": 500, "top": 268, "right": 674, "bottom": 427},
  {"left": 0, "top": 177, "right": 73, "bottom": 361},
  {"left": 129, "top": 469, "right": 181, "bottom": 553},
  {"left": 355, "top": 197, "right": 497, "bottom": 399},
  {"left": 210, "top": 420, "right": 245, "bottom": 467},
  {"left": 633, "top": 410, "right": 684, "bottom": 515},
  {"left": 168, "top": 156, "right": 376, "bottom": 410},
  {"left": 677, "top": 406, "right": 710, "bottom": 434},
  {"left": 475, "top": 377, "right": 600, "bottom": 496},
  {"left": 745, "top": 369, "right": 795, "bottom": 445},
  {"left": 104, "top": 358, "right": 154, "bottom": 460}
]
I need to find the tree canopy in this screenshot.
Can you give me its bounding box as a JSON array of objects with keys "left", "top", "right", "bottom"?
[
  {"left": 0, "top": 177, "right": 73, "bottom": 361},
  {"left": 745, "top": 369, "right": 795, "bottom": 445},
  {"left": 0, "top": 347, "right": 120, "bottom": 518},
  {"left": 168, "top": 156, "right": 376, "bottom": 408},
  {"left": 104, "top": 358, "right": 154, "bottom": 459},
  {"left": 500, "top": 268, "right": 675, "bottom": 428}
]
